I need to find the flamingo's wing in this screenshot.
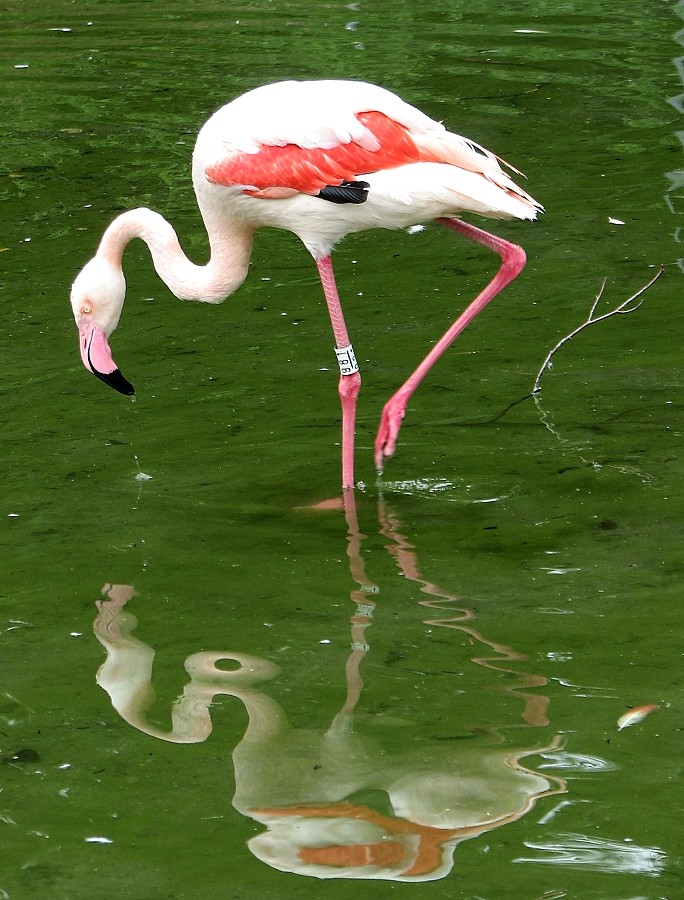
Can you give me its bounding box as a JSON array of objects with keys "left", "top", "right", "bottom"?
[
  {"left": 201, "top": 80, "right": 538, "bottom": 209},
  {"left": 206, "top": 112, "right": 430, "bottom": 196}
]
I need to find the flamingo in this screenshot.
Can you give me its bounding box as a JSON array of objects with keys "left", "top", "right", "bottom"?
[{"left": 70, "top": 79, "right": 541, "bottom": 489}]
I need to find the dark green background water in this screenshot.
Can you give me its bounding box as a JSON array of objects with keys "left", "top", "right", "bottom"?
[{"left": 1, "top": 1, "right": 681, "bottom": 897}]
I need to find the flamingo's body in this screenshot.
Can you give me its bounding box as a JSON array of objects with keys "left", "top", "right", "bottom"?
[{"left": 70, "top": 79, "right": 541, "bottom": 488}]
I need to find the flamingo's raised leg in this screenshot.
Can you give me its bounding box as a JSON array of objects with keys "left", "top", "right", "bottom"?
[
  {"left": 374, "top": 218, "right": 528, "bottom": 472},
  {"left": 316, "top": 256, "right": 361, "bottom": 490}
]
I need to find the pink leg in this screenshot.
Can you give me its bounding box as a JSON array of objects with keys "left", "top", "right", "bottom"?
[
  {"left": 374, "top": 217, "right": 527, "bottom": 472},
  {"left": 316, "top": 256, "right": 361, "bottom": 490}
]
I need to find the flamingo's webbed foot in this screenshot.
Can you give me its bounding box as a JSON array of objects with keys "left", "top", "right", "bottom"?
[{"left": 374, "top": 393, "right": 408, "bottom": 473}]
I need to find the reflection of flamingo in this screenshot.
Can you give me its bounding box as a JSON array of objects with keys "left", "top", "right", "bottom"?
[
  {"left": 93, "top": 495, "right": 564, "bottom": 882},
  {"left": 94, "top": 587, "right": 563, "bottom": 882},
  {"left": 70, "top": 79, "right": 541, "bottom": 488}
]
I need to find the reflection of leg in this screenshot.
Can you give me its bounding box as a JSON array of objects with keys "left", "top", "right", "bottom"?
[
  {"left": 334, "top": 490, "right": 378, "bottom": 720},
  {"left": 378, "top": 503, "right": 551, "bottom": 731},
  {"left": 420, "top": 600, "right": 550, "bottom": 730},
  {"left": 336, "top": 604, "right": 372, "bottom": 719},
  {"left": 378, "top": 501, "right": 464, "bottom": 604}
]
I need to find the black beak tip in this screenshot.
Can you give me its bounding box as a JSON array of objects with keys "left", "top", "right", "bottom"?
[{"left": 93, "top": 367, "right": 135, "bottom": 396}]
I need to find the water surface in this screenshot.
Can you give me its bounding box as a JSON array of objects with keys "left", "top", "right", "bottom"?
[{"left": 1, "top": 1, "right": 681, "bottom": 897}]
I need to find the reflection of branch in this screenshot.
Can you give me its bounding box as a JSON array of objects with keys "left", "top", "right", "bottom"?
[{"left": 533, "top": 266, "right": 664, "bottom": 394}]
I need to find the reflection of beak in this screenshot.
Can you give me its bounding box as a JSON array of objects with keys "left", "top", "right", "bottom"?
[{"left": 78, "top": 320, "right": 135, "bottom": 396}]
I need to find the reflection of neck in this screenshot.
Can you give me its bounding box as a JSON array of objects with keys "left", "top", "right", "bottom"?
[{"left": 94, "top": 592, "right": 283, "bottom": 744}]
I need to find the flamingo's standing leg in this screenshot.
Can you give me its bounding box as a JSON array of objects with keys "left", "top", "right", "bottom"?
[
  {"left": 374, "top": 218, "right": 528, "bottom": 472},
  {"left": 316, "top": 256, "right": 361, "bottom": 490}
]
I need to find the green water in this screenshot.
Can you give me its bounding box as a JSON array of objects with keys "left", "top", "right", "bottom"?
[{"left": 1, "top": 1, "right": 682, "bottom": 897}]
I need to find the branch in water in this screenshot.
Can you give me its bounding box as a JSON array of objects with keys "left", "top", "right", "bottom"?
[{"left": 533, "top": 266, "right": 664, "bottom": 394}]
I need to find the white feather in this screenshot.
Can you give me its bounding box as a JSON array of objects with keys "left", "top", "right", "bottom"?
[{"left": 196, "top": 79, "right": 443, "bottom": 158}]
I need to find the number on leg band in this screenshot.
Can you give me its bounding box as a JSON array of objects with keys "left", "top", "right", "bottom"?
[{"left": 335, "top": 344, "right": 359, "bottom": 376}]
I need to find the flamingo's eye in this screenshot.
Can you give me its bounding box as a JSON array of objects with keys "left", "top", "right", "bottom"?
[{"left": 81, "top": 304, "right": 92, "bottom": 315}]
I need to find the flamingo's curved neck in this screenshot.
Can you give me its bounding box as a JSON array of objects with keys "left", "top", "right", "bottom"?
[{"left": 97, "top": 207, "right": 253, "bottom": 303}]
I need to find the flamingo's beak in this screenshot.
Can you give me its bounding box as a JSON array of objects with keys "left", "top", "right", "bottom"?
[{"left": 78, "top": 320, "right": 135, "bottom": 396}]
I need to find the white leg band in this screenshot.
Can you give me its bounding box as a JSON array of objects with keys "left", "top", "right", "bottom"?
[{"left": 335, "top": 344, "right": 359, "bottom": 376}]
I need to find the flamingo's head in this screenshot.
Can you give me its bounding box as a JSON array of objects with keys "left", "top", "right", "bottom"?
[{"left": 70, "top": 256, "right": 135, "bottom": 396}]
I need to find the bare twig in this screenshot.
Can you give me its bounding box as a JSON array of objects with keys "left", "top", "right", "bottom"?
[{"left": 533, "top": 265, "right": 664, "bottom": 394}]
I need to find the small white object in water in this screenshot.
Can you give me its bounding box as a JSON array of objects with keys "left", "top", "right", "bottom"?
[
  {"left": 134, "top": 454, "right": 153, "bottom": 480},
  {"left": 617, "top": 703, "right": 659, "bottom": 730},
  {"left": 84, "top": 836, "right": 113, "bottom": 844},
  {"left": 609, "top": 216, "right": 625, "bottom": 225}
]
